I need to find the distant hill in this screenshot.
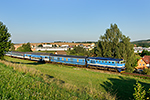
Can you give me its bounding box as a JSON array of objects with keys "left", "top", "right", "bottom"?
[{"left": 131, "top": 39, "right": 150, "bottom": 47}]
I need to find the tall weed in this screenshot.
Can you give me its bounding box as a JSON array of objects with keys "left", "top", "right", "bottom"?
[{"left": 133, "top": 81, "right": 150, "bottom": 100}]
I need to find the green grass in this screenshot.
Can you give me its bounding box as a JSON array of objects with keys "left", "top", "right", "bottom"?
[
  {"left": 0, "top": 62, "right": 104, "bottom": 100},
  {"left": 3, "top": 56, "right": 150, "bottom": 100}
]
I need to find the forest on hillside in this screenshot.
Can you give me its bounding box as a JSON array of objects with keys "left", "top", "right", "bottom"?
[{"left": 132, "top": 39, "right": 150, "bottom": 47}]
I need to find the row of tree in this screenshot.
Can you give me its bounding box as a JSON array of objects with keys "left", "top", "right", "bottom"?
[
  {"left": 133, "top": 43, "right": 150, "bottom": 47},
  {"left": 132, "top": 39, "right": 150, "bottom": 47}
]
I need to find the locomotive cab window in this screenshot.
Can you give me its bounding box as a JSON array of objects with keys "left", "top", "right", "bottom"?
[{"left": 121, "top": 61, "right": 125, "bottom": 64}]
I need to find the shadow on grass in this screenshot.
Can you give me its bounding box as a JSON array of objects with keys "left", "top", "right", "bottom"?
[
  {"left": 44, "top": 74, "right": 54, "bottom": 78},
  {"left": 101, "top": 76, "right": 150, "bottom": 100}
]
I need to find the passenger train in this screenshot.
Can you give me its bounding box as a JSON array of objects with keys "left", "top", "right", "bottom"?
[{"left": 5, "top": 51, "right": 126, "bottom": 72}]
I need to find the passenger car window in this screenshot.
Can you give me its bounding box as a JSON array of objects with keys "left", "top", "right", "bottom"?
[{"left": 70, "top": 58, "right": 73, "bottom": 62}]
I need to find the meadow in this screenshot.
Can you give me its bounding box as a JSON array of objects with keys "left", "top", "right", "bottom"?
[{"left": 1, "top": 56, "right": 150, "bottom": 100}]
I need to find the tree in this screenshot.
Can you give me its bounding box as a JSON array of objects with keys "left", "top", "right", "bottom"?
[
  {"left": 89, "top": 47, "right": 98, "bottom": 57},
  {"left": 17, "top": 42, "right": 32, "bottom": 52},
  {"left": 38, "top": 44, "right": 43, "bottom": 47},
  {"left": 10, "top": 43, "right": 15, "bottom": 51},
  {"left": 23, "top": 42, "right": 32, "bottom": 52},
  {"left": 0, "top": 21, "right": 11, "bottom": 59},
  {"left": 67, "top": 46, "right": 88, "bottom": 56},
  {"left": 140, "top": 50, "right": 150, "bottom": 57},
  {"left": 96, "top": 24, "right": 135, "bottom": 72}
]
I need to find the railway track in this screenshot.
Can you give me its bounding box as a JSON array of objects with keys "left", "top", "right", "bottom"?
[{"left": 122, "top": 72, "right": 150, "bottom": 78}]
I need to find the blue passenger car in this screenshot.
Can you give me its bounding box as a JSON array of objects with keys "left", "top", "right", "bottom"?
[
  {"left": 39, "top": 53, "right": 51, "bottom": 62},
  {"left": 50, "top": 54, "right": 87, "bottom": 66},
  {"left": 87, "top": 57, "right": 125, "bottom": 72},
  {"left": 24, "top": 52, "right": 42, "bottom": 61}
]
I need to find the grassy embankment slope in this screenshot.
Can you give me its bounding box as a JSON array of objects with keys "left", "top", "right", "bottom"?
[
  {"left": 0, "top": 63, "right": 90, "bottom": 100},
  {"left": 1, "top": 56, "right": 150, "bottom": 100}
]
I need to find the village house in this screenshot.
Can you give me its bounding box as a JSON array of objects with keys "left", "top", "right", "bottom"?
[
  {"left": 134, "top": 47, "right": 150, "bottom": 53},
  {"left": 136, "top": 55, "right": 150, "bottom": 69},
  {"left": 43, "top": 43, "right": 53, "bottom": 47}
]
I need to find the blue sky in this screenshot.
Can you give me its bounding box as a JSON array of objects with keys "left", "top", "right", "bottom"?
[{"left": 0, "top": 0, "right": 150, "bottom": 43}]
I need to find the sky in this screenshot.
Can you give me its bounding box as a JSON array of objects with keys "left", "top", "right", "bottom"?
[{"left": 0, "top": 0, "right": 150, "bottom": 43}]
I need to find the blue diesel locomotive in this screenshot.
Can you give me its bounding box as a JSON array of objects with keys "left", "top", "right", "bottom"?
[{"left": 6, "top": 51, "right": 125, "bottom": 72}]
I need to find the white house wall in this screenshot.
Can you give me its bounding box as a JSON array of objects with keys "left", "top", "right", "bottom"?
[{"left": 146, "top": 64, "right": 150, "bottom": 67}]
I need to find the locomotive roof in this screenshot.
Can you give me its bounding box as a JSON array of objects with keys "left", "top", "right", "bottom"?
[
  {"left": 50, "top": 54, "right": 87, "bottom": 59},
  {"left": 88, "top": 57, "right": 123, "bottom": 61}
]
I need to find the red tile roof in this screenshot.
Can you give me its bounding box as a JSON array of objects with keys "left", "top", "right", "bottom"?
[{"left": 142, "top": 55, "right": 150, "bottom": 64}]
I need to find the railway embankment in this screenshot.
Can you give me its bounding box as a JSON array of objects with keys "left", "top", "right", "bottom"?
[{"left": 1, "top": 56, "right": 150, "bottom": 100}]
